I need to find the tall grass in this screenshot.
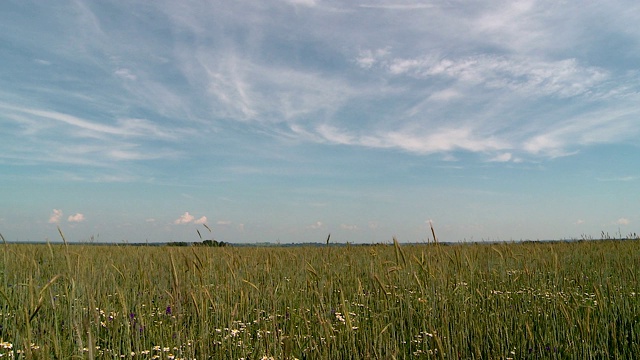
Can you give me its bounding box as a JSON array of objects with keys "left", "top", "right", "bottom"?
[{"left": 1, "top": 239, "right": 639, "bottom": 358}]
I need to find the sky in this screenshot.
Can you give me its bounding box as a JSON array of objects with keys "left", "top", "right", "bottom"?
[{"left": 1, "top": 0, "right": 639, "bottom": 244}]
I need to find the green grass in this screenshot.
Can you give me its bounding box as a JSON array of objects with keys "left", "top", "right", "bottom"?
[{"left": 1, "top": 239, "right": 639, "bottom": 359}]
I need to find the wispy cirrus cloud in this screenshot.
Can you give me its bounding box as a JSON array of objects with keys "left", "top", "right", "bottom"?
[
  {"left": 379, "top": 55, "right": 608, "bottom": 98},
  {"left": 522, "top": 105, "right": 640, "bottom": 157},
  {"left": 0, "top": 103, "right": 186, "bottom": 169},
  {"left": 114, "top": 68, "right": 137, "bottom": 81},
  {"left": 179, "top": 51, "right": 355, "bottom": 125},
  {"left": 316, "top": 124, "right": 509, "bottom": 155},
  {"left": 5, "top": 0, "right": 640, "bottom": 169},
  {"left": 358, "top": 3, "right": 434, "bottom": 10},
  {"left": 1, "top": 105, "right": 177, "bottom": 139}
]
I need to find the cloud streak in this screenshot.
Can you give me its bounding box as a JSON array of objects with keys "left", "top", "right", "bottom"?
[{"left": 1, "top": 104, "right": 177, "bottom": 140}]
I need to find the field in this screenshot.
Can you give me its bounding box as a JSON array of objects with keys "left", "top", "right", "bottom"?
[{"left": 1, "top": 238, "right": 639, "bottom": 359}]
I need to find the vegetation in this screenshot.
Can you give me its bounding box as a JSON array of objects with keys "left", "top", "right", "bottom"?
[
  {"left": 166, "top": 240, "right": 228, "bottom": 247},
  {"left": 1, "top": 232, "right": 639, "bottom": 358}
]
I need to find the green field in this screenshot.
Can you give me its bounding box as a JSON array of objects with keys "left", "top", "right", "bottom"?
[{"left": 1, "top": 238, "right": 639, "bottom": 359}]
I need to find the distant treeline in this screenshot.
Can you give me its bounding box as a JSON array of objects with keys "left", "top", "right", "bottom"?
[{"left": 167, "top": 239, "right": 229, "bottom": 247}]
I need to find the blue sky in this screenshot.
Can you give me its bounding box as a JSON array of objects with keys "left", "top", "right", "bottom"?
[{"left": 1, "top": 0, "right": 639, "bottom": 244}]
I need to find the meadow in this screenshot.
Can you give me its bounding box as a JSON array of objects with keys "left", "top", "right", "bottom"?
[{"left": 1, "top": 236, "right": 639, "bottom": 359}]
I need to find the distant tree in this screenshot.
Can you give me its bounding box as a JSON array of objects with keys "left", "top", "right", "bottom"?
[
  {"left": 167, "top": 241, "right": 189, "bottom": 247},
  {"left": 198, "top": 239, "right": 229, "bottom": 247}
]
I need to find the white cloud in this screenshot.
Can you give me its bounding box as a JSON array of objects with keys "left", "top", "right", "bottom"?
[
  {"left": 174, "top": 212, "right": 195, "bottom": 224},
  {"left": 185, "top": 51, "right": 356, "bottom": 124},
  {"left": 596, "top": 176, "right": 638, "bottom": 182},
  {"left": 427, "top": 88, "right": 461, "bottom": 102},
  {"left": 107, "top": 146, "right": 180, "bottom": 161},
  {"left": 0, "top": 104, "right": 187, "bottom": 168},
  {"left": 355, "top": 48, "right": 390, "bottom": 69},
  {"left": 378, "top": 54, "right": 607, "bottom": 98},
  {"left": 575, "top": 219, "right": 585, "bottom": 225},
  {"left": 5, "top": 0, "right": 631, "bottom": 172},
  {"left": 174, "top": 212, "right": 207, "bottom": 225},
  {"left": 522, "top": 106, "right": 640, "bottom": 157},
  {"left": 48, "top": 209, "right": 63, "bottom": 223},
  {"left": 308, "top": 221, "right": 324, "bottom": 229},
  {"left": 317, "top": 124, "right": 509, "bottom": 155},
  {"left": 488, "top": 153, "right": 512, "bottom": 162},
  {"left": 340, "top": 224, "right": 358, "bottom": 231},
  {"left": 194, "top": 216, "right": 208, "bottom": 224},
  {"left": 114, "top": 68, "right": 137, "bottom": 81},
  {"left": 217, "top": 220, "right": 232, "bottom": 226},
  {"left": 3, "top": 106, "right": 144, "bottom": 137},
  {"left": 359, "top": 3, "right": 434, "bottom": 10},
  {"left": 316, "top": 124, "right": 356, "bottom": 146},
  {"left": 67, "top": 213, "right": 85, "bottom": 222},
  {"left": 615, "top": 218, "right": 630, "bottom": 226},
  {"left": 286, "top": 0, "right": 317, "bottom": 7}
]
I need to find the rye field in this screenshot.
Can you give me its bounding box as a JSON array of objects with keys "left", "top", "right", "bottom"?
[{"left": 1, "top": 238, "right": 639, "bottom": 359}]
